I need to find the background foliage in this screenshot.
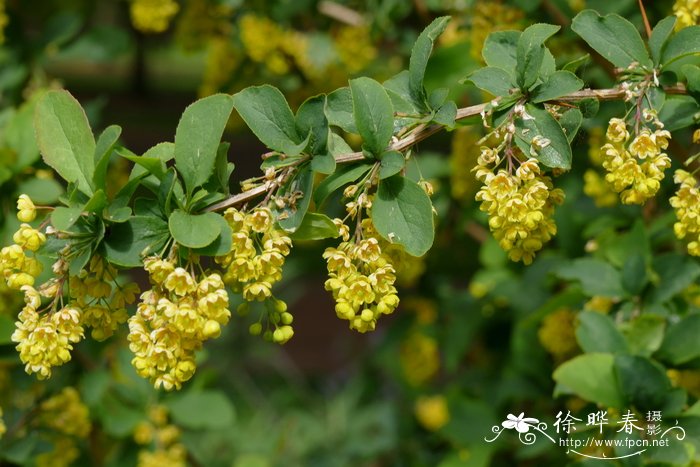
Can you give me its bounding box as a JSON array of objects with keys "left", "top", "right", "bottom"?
[{"left": 0, "top": 1, "right": 700, "bottom": 466}]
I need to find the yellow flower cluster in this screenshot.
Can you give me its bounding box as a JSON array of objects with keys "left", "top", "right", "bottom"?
[
  {"left": 70, "top": 256, "right": 139, "bottom": 341},
  {"left": 334, "top": 25, "right": 377, "bottom": 75},
  {"left": 200, "top": 36, "right": 241, "bottom": 97},
  {"left": 400, "top": 331, "right": 440, "bottom": 386},
  {"left": 601, "top": 118, "right": 671, "bottom": 204},
  {"left": 470, "top": 0, "right": 524, "bottom": 60},
  {"left": 475, "top": 155, "right": 565, "bottom": 265},
  {"left": 414, "top": 395, "right": 450, "bottom": 431},
  {"left": 324, "top": 219, "right": 399, "bottom": 332},
  {"left": 128, "top": 257, "right": 230, "bottom": 390},
  {"left": 217, "top": 207, "right": 291, "bottom": 303},
  {"left": 35, "top": 387, "right": 91, "bottom": 467},
  {"left": 673, "top": 0, "right": 700, "bottom": 29},
  {"left": 538, "top": 308, "right": 579, "bottom": 360},
  {"left": 134, "top": 405, "right": 187, "bottom": 467},
  {"left": 584, "top": 296, "right": 614, "bottom": 314},
  {"left": 670, "top": 169, "right": 700, "bottom": 256},
  {"left": 175, "top": 0, "right": 233, "bottom": 51},
  {"left": 130, "top": 0, "right": 179, "bottom": 34},
  {"left": 583, "top": 128, "right": 619, "bottom": 207},
  {"left": 0, "top": 275, "right": 23, "bottom": 317},
  {"left": 1, "top": 199, "right": 44, "bottom": 290},
  {"left": 668, "top": 369, "right": 700, "bottom": 398},
  {"left": 11, "top": 289, "right": 83, "bottom": 379},
  {"left": 239, "top": 13, "right": 299, "bottom": 75}
]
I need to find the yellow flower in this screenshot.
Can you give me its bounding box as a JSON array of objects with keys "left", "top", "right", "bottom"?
[
  {"left": 538, "top": 308, "right": 579, "bottom": 360},
  {"left": 415, "top": 395, "right": 450, "bottom": 431},
  {"left": 129, "top": 0, "right": 179, "bottom": 33},
  {"left": 670, "top": 169, "right": 700, "bottom": 256},
  {"left": 400, "top": 332, "right": 440, "bottom": 386},
  {"left": 16, "top": 194, "right": 36, "bottom": 223}
]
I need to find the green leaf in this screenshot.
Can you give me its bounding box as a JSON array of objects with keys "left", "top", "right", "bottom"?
[
  {"left": 557, "top": 258, "right": 625, "bottom": 297},
  {"left": 131, "top": 142, "right": 174, "bottom": 179},
  {"left": 615, "top": 355, "right": 671, "bottom": 411},
  {"left": 175, "top": 93, "right": 234, "bottom": 194},
  {"left": 571, "top": 10, "right": 652, "bottom": 69},
  {"left": 553, "top": 353, "right": 624, "bottom": 407},
  {"left": 383, "top": 70, "right": 423, "bottom": 114},
  {"left": 483, "top": 31, "right": 520, "bottom": 75},
  {"left": 192, "top": 213, "right": 232, "bottom": 256},
  {"left": 325, "top": 87, "right": 357, "bottom": 133},
  {"left": 514, "top": 104, "right": 572, "bottom": 169},
  {"left": 313, "top": 163, "right": 373, "bottom": 206},
  {"left": 16, "top": 178, "right": 63, "bottom": 205},
  {"left": 621, "top": 253, "right": 648, "bottom": 295},
  {"left": 649, "top": 16, "right": 677, "bottom": 65},
  {"left": 290, "top": 212, "right": 340, "bottom": 241},
  {"left": 409, "top": 16, "right": 450, "bottom": 109},
  {"left": 105, "top": 206, "right": 131, "bottom": 223},
  {"left": 296, "top": 94, "right": 328, "bottom": 155},
  {"left": 51, "top": 207, "right": 83, "bottom": 231},
  {"left": 559, "top": 108, "right": 583, "bottom": 143},
  {"left": 350, "top": 77, "right": 394, "bottom": 156},
  {"left": 620, "top": 314, "right": 665, "bottom": 357},
  {"left": 168, "top": 210, "right": 222, "bottom": 248},
  {"left": 578, "top": 98, "right": 600, "bottom": 118},
  {"left": 4, "top": 95, "right": 41, "bottom": 170},
  {"left": 372, "top": 175, "right": 434, "bottom": 257},
  {"left": 120, "top": 153, "right": 167, "bottom": 180},
  {"left": 92, "top": 125, "right": 121, "bottom": 191},
  {"left": 232, "top": 85, "right": 305, "bottom": 156},
  {"left": 661, "top": 25, "right": 700, "bottom": 68},
  {"left": 34, "top": 90, "right": 96, "bottom": 196},
  {"left": 379, "top": 151, "right": 405, "bottom": 180},
  {"left": 576, "top": 311, "right": 628, "bottom": 353},
  {"left": 463, "top": 67, "right": 515, "bottom": 97},
  {"left": 515, "top": 23, "right": 560, "bottom": 89},
  {"left": 656, "top": 313, "right": 700, "bottom": 365},
  {"left": 83, "top": 189, "right": 107, "bottom": 214},
  {"left": 311, "top": 152, "right": 335, "bottom": 174},
  {"left": 649, "top": 253, "right": 700, "bottom": 303},
  {"left": 167, "top": 390, "right": 235, "bottom": 430},
  {"left": 213, "top": 142, "right": 232, "bottom": 195},
  {"left": 103, "top": 216, "right": 169, "bottom": 267},
  {"left": 531, "top": 70, "right": 584, "bottom": 103},
  {"left": 278, "top": 166, "right": 313, "bottom": 233},
  {"left": 562, "top": 54, "right": 590, "bottom": 73},
  {"left": 432, "top": 101, "right": 457, "bottom": 128},
  {"left": 659, "top": 95, "right": 700, "bottom": 131}
]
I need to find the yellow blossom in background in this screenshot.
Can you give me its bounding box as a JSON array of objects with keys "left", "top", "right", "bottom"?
[
  {"left": 400, "top": 332, "right": 440, "bottom": 386},
  {"left": 470, "top": 0, "right": 524, "bottom": 60},
  {"left": 130, "top": 0, "right": 180, "bottom": 34},
  {"left": 673, "top": 0, "right": 700, "bottom": 29},
  {"left": 135, "top": 404, "right": 187, "bottom": 467},
  {"left": 0, "top": 0, "right": 8, "bottom": 45},
  {"left": 415, "top": 395, "right": 450, "bottom": 431},
  {"left": 0, "top": 406, "right": 5, "bottom": 439},
  {"left": 334, "top": 25, "right": 377, "bottom": 74},
  {"left": 538, "top": 308, "right": 579, "bottom": 360},
  {"left": 670, "top": 169, "right": 700, "bottom": 256},
  {"left": 450, "top": 127, "right": 481, "bottom": 202},
  {"left": 584, "top": 296, "right": 614, "bottom": 314},
  {"left": 668, "top": 369, "right": 700, "bottom": 398},
  {"left": 402, "top": 297, "right": 438, "bottom": 325}
]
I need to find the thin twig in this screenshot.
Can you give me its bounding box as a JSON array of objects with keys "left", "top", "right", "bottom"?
[
  {"left": 638, "top": 0, "right": 653, "bottom": 39},
  {"left": 204, "top": 84, "right": 688, "bottom": 212},
  {"left": 318, "top": 1, "right": 365, "bottom": 27}
]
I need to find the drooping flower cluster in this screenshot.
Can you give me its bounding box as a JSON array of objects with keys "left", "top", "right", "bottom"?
[
  {"left": 217, "top": 207, "right": 291, "bottom": 303},
  {"left": 35, "top": 387, "right": 91, "bottom": 467},
  {"left": 600, "top": 117, "right": 671, "bottom": 204},
  {"left": 670, "top": 169, "right": 700, "bottom": 256},
  {"left": 128, "top": 257, "right": 230, "bottom": 390},
  {"left": 400, "top": 331, "right": 440, "bottom": 386},
  {"left": 70, "top": 256, "right": 139, "bottom": 341},
  {"left": 673, "top": 0, "right": 700, "bottom": 30},
  {"left": 324, "top": 219, "right": 399, "bottom": 333},
  {"left": 414, "top": 395, "right": 450, "bottom": 431},
  {"left": 129, "top": 0, "right": 179, "bottom": 33},
  {"left": 475, "top": 151, "right": 565, "bottom": 265},
  {"left": 134, "top": 404, "right": 187, "bottom": 467}
]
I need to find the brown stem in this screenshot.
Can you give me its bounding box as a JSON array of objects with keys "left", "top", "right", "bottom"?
[
  {"left": 638, "top": 0, "right": 653, "bottom": 39},
  {"left": 204, "top": 84, "right": 688, "bottom": 212}
]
